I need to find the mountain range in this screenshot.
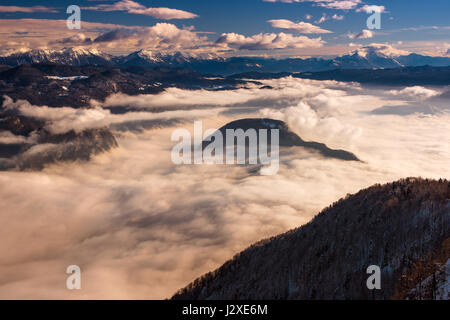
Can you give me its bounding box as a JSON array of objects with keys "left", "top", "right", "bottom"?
[{"left": 1, "top": 48, "right": 450, "bottom": 76}]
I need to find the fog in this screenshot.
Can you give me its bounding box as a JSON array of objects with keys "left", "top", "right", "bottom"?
[{"left": 0, "top": 78, "right": 449, "bottom": 298}]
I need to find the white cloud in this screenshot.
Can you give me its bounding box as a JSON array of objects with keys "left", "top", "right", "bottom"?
[
  {"left": 352, "top": 43, "right": 411, "bottom": 57},
  {"left": 1, "top": 95, "right": 222, "bottom": 134},
  {"left": 389, "top": 86, "right": 441, "bottom": 100},
  {"left": 263, "top": 0, "right": 362, "bottom": 10},
  {"left": 83, "top": 0, "right": 198, "bottom": 19},
  {"left": 268, "top": 19, "right": 332, "bottom": 34},
  {"left": 216, "top": 32, "right": 325, "bottom": 50},
  {"left": 356, "top": 5, "right": 386, "bottom": 13},
  {"left": 91, "top": 23, "right": 210, "bottom": 52},
  {"left": 348, "top": 29, "right": 373, "bottom": 39},
  {"left": 315, "top": 14, "right": 328, "bottom": 24}
]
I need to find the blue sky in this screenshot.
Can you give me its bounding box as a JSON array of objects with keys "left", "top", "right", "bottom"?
[{"left": 0, "top": 0, "right": 449, "bottom": 57}]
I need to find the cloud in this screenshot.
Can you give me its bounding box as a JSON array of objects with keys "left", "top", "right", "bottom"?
[
  {"left": 356, "top": 5, "right": 386, "bottom": 13},
  {"left": 389, "top": 86, "right": 441, "bottom": 100},
  {"left": 1, "top": 77, "right": 449, "bottom": 299},
  {"left": 332, "top": 14, "right": 344, "bottom": 20},
  {"left": 0, "top": 19, "right": 212, "bottom": 55},
  {"left": 352, "top": 43, "right": 411, "bottom": 57},
  {"left": 92, "top": 23, "right": 210, "bottom": 51},
  {"left": 1, "top": 95, "right": 221, "bottom": 135},
  {"left": 216, "top": 32, "right": 325, "bottom": 50},
  {"left": 50, "top": 34, "right": 93, "bottom": 46},
  {"left": 263, "top": 0, "right": 362, "bottom": 10},
  {"left": 348, "top": 29, "right": 373, "bottom": 39},
  {"left": 0, "top": 131, "right": 36, "bottom": 144},
  {"left": 0, "top": 19, "right": 139, "bottom": 55},
  {"left": 0, "top": 6, "right": 57, "bottom": 13},
  {"left": 315, "top": 14, "right": 328, "bottom": 24},
  {"left": 83, "top": 0, "right": 198, "bottom": 19},
  {"left": 268, "top": 19, "right": 332, "bottom": 34}
]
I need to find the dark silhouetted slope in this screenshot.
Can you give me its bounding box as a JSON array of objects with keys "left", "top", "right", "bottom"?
[{"left": 173, "top": 178, "right": 450, "bottom": 300}]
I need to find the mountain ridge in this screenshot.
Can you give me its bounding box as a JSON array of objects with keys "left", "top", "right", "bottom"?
[
  {"left": 172, "top": 178, "right": 450, "bottom": 300},
  {"left": 2, "top": 48, "right": 450, "bottom": 76}
]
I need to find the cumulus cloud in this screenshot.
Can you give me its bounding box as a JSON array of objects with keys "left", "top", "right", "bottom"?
[
  {"left": 83, "top": 0, "right": 198, "bottom": 19},
  {"left": 1, "top": 78, "right": 449, "bottom": 299},
  {"left": 356, "top": 5, "right": 386, "bottom": 13},
  {"left": 348, "top": 29, "right": 373, "bottom": 39},
  {"left": 0, "top": 19, "right": 138, "bottom": 54},
  {"left": 0, "top": 19, "right": 208, "bottom": 55},
  {"left": 91, "top": 23, "right": 209, "bottom": 51},
  {"left": 260, "top": 101, "right": 363, "bottom": 145},
  {"left": 352, "top": 43, "right": 411, "bottom": 57},
  {"left": 268, "top": 19, "right": 332, "bottom": 34},
  {"left": 215, "top": 32, "right": 325, "bottom": 50},
  {"left": 389, "top": 86, "right": 441, "bottom": 100}
]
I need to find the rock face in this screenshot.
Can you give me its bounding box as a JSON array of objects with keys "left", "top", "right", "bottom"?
[
  {"left": 203, "top": 118, "right": 360, "bottom": 162},
  {"left": 172, "top": 178, "right": 450, "bottom": 300}
]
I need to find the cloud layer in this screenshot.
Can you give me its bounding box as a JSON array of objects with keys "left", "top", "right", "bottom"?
[{"left": 1, "top": 78, "right": 449, "bottom": 298}]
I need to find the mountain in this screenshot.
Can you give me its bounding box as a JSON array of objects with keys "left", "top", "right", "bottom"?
[
  {"left": 0, "top": 48, "right": 114, "bottom": 66},
  {"left": 294, "top": 66, "right": 450, "bottom": 86},
  {"left": 116, "top": 49, "right": 223, "bottom": 67},
  {"left": 0, "top": 64, "right": 249, "bottom": 108},
  {"left": 172, "top": 178, "right": 450, "bottom": 300},
  {"left": 203, "top": 118, "right": 360, "bottom": 162},
  {"left": 230, "top": 66, "right": 450, "bottom": 86},
  {"left": 0, "top": 64, "right": 250, "bottom": 171},
  {"left": 1, "top": 48, "right": 450, "bottom": 75}
]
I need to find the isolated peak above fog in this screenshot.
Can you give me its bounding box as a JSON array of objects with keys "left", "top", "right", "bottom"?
[{"left": 203, "top": 118, "right": 360, "bottom": 162}]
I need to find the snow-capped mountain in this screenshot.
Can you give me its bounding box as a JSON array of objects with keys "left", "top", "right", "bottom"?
[
  {"left": 115, "top": 49, "right": 224, "bottom": 68},
  {"left": 1, "top": 47, "right": 450, "bottom": 75},
  {"left": 0, "top": 48, "right": 114, "bottom": 66}
]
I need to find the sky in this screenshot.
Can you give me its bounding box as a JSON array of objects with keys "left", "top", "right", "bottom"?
[{"left": 0, "top": 1, "right": 449, "bottom": 57}]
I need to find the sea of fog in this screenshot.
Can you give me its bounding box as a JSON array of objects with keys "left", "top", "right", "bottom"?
[{"left": 0, "top": 77, "right": 449, "bottom": 298}]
